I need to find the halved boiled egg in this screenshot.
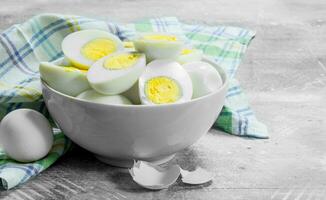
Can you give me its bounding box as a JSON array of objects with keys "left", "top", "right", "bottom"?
[
  {"left": 87, "top": 52, "right": 146, "bottom": 95},
  {"left": 39, "top": 57, "right": 90, "bottom": 96},
  {"left": 133, "top": 33, "right": 183, "bottom": 61},
  {"left": 77, "top": 89, "right": 132, "bottom": 105},
  {"left": 123, "top": 41, "right": 136, "bottom": 52},
  {"left": 183, "top": 61, "right": 223, "bottom": 99},
  {"left": 129, "top": 160, "right": 181, "bottom": 190},
  {"left": 180, "top": 167, "right": 214, "bottom": 185},
  {"left": 122, "top": 81, "right": 141, "bottom": 104},
  {"left": 139, "top": 60, "right": 193, "bottom": 105},
  {"left": 177, "top": 48, "right": 203, "bottom": 64},
  {"left": 62, "top": 29, "right": 124, "bottom": 70}
]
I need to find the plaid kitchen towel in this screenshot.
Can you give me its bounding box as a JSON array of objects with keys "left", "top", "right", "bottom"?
[{"left": 0, "top": 14, "right": 268, "bottom": 189}]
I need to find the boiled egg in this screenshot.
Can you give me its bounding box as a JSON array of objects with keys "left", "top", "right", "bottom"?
[
  {"left": 0, "top": 109, "right": 53, "bottom": 162},
  {"left": 77, "top": 89, "right": 132, "bottom": 105},
  {"left": 62, "top": 29, "right": 124, "bottom": 70},
  {"left": 133, "top": 33, "right": 183, "bottom": 61},
  {"left": 39, "top": 57, "right": 90, "bottom": 97},
  {"left": 129, "top": 160, "right": 214, "bottom": 190},
  {"left": 87, "top": 52, "right": 146, "bottom": 95},
  {"left": 177, "top": 47, "right": 203, "bottom": 64},
  {"left": 122, "top": 81, "right": 141, "bottom": 104},
  {"left": 123, "top": 41, "right": 136, "bottom": 52},
  {"left": 183, "top": 61, "right": 223, "bottom": 99},
  {"left": 139, "top": 60, "right": 192, "bottom": 105}
]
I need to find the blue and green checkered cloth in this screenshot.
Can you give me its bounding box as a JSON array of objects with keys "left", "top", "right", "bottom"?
[{"left": 0, "top": 14, "right": 268, "bottom": 190}]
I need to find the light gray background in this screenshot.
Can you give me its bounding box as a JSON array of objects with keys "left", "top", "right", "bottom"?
[{"left": 0, "top": 0, "right": 325, "bottom": 199}]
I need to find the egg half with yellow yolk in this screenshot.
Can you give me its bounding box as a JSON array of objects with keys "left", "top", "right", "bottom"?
[
  {"left": 133, "top": 33, "right": 183, "bottom": 62},
  {"left": 62, "top": 29, "right": 124, "bottom": 70},
  {"left": 123, "top": 41, "right": 136, "bottom": 52},
  {"left": 139, "top": 60, "right": 192, "bottom": 105},
  {"left": 183, "top": 61, "right": 223, "bottom": 99},
  {"left": 87, "top": 52, "right": 146, "bottom": 95},
  {"left": 177, "top": 48, "right": 203, "bottom": 64},
  {"left": 77, "top": 89, "right": 132, "bottom": 105},
  {"left": 39, "top": 57, "right": 90, "bottom": 97}
]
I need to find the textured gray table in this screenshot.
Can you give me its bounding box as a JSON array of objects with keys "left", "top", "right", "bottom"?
[{"left": 0, "top": 0, "right": 325, "bottom": 199}]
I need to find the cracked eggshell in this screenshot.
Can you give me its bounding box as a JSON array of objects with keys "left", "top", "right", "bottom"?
[
  {"left": 180, "top": 167, "right": 214, "bottom": 185},
  {"left": 129, "top": 161, "right": 181, "bottom": 190}
]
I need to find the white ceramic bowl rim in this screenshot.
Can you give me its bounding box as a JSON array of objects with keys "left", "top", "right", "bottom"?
[{"left": 41, "top": 58, "right": 229, "bottom": 108}]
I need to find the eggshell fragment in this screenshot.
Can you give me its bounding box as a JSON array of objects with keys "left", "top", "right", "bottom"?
[
  {"left": 177, "top": 48, "right": 203, "bottom": 64},
  {"left": 129, "top": 161, "right": 180, "bottom": 190},
  {"left": 180, "top": 167, "right": 214, "bottom": 185}
]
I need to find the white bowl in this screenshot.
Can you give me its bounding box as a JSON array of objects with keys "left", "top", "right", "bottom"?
[{"left": 42, "top": 59, "right": 228, "bottom": 167}]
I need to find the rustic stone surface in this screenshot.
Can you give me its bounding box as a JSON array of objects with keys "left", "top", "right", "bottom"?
[{"left": 0, "top": 0, "right": 325, "bottom": 199}]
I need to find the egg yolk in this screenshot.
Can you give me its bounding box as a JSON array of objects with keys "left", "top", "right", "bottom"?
[
  {"left": 81, "top": 38, "right": 116, "bottom": 61},
  {"left": 143, "top": 34, "right": 177, "bottom": 42},
  {"left": 181, "top": 49, "right": 193, "bottom": 55},
  {"left": 123, "top": 41, "right": 135, "bottom": 49},
  {"left": 63, "top": 66, "right": 87, "bottom": 73},
  {"left": 104, "top": 53, "right": 141, "bottom": 70},
  {"left": 145, "top": 76, "right": 181, "bottom": 104}
]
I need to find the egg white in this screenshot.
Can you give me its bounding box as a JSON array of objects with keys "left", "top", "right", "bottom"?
[
  {"left": 177, "top": 48, "right": 203, "bottom": 64},
  {"left": 122, "top": 81, "right": 141, "bottom": 104},
  {"left": 133, "top": 33, "right": 183, "bottom": 62},
  {"left": 123, "top": 41, "right": 136, "bottom": 52},
  {"left": 77, "top": 89, "right": 132, "bottom": 105},
  {"left": 182, "top": 61, "right": 223, "bottom": 99},
  {"left": 39, "top": 57, "right": 90, "bottom": 96}
]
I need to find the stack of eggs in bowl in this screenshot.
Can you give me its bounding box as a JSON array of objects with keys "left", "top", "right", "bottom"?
[{"left": 41, "top": 30, "right": 228, "bottom": 167}]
